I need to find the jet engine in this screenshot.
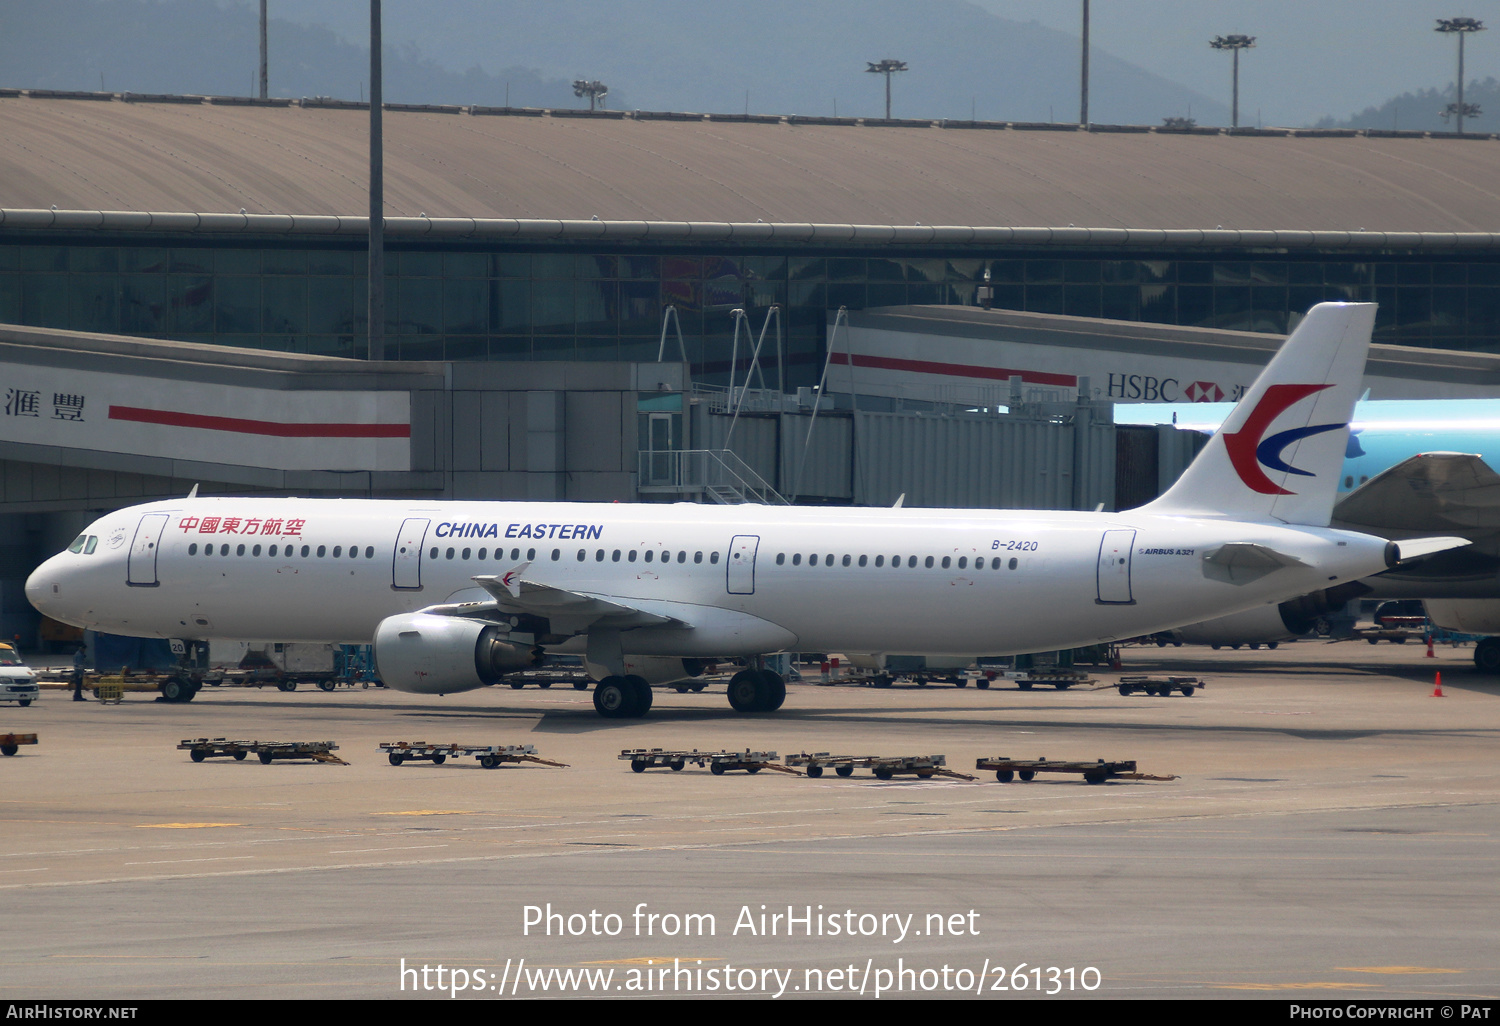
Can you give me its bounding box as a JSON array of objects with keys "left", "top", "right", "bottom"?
[
  {"left": 374, "top": 613, "right": 542, "bottom": 694},
  {"left": 1167, "top": 603, "right": 1315, "bottom": 649}
]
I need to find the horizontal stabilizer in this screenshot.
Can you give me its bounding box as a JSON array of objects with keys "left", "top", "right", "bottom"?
[
  {"left": 1201, "top": 542, "right": 1308, "bottom": 585},
  {"left": 1334, "top": 452, "right": 1500, "bottom": 535},
  {"left": 1389, "top": 535, "right": 1471, "bottom": 564}
]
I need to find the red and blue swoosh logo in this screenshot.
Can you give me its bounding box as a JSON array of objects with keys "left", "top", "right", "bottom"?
[{"left": 1223, "top": 384, "right": 1344, "bottom": 495}]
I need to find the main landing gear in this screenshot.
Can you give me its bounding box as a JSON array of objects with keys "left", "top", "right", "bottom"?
[
  {"left": 726, "top": 669, "right": 786, "bottom": 713},
  {"left": 593, "top": 674, "right": 654, "bottom": 719}
]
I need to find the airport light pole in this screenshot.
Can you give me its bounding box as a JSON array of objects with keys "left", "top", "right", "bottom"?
[
  {"left": 1209, "top": 34, "right": 1255, "bottom": 129},
  {"left": 368, "top": 0, "right": 384, "bottom": 361},
  {"left": 1436, "top": 17, "right": 1485, "bottom": 134},
  {"left": 1079, "top": 0, "right": 1090, "bottom": 126},
  {"left": 573, "top": 80, "right": 608, "bottom": 111},
  {"left": 258, "top": 0, "right": 268, "bottom": 99},
  {"left": 865, "top": 59, "right": 908, "bottom": 120}
]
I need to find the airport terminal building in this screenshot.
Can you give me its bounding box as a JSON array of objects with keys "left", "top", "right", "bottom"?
[{"left": 3, "top": 91, "right": 1500, "bottom": 641}]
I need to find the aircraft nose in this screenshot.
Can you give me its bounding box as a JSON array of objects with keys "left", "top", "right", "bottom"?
[{"left": 25, "top": 555, "right": 69, "bottom": 620}]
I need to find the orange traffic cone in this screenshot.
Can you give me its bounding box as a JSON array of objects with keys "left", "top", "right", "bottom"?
[
  {"left": 1433, "top": 672, "right": 1444, "bottom": 698},
  {"left": 1426, "top": 634, "right": 1436, "bottom": 658}
]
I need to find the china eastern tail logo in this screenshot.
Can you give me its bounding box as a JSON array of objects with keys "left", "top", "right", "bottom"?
[{"left": 1223, "top": 384, "right": 1344, "bottom": 495}]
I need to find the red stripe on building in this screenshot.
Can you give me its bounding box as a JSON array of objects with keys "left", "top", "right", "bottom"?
[
  {"left": 108, "top": 406, "right": 411, "bottom": 438},
  {"left": 830, "top": 351, "right": 1077, "bottom": 388}
]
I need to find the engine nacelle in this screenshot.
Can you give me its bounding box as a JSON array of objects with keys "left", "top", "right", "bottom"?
[
  {"left": 374, "top": 613, "right": 542, "bottom": 695},
  {"left": 583, "top": 655, "right": 708, "bottom": 685},
  {"left": 1168, "top": 603, "right": 1312, "bottom": 648}
]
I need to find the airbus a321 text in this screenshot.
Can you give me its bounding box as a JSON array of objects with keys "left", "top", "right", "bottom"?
[{"left": 26, "top": 303, "right": 1466, "bottom": 718}]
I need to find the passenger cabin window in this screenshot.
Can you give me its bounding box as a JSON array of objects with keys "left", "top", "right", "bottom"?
[
  {"left": 188, "top": 543, "right": 198, "bottom": 555},
  {"left": 711, "top": 551, "right": 720, "bottom": 564}
]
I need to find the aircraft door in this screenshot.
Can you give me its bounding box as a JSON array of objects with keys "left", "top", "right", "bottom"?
[
  {"left": 727, "top": 535, "right": 759, "bottom": 595},
  {"left": 1096, "top": 529, "right": 1136, "bottom": 605},
  {"left": 127, "top": 513, "right": 170, "bottom": 587},
  {"left": 392, "top": 518, "right": 430, "bottom": 590}
]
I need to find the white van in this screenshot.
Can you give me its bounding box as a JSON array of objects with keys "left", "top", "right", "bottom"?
[{"left": 0, "top": 644, "right": 39, "bottom": 706}]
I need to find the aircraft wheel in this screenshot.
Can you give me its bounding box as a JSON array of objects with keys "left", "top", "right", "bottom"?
[
  {"left": 592, "top": 676, "right": 632, "bottom": 718},
  {"left": 726, "top": 670, "right": 762, "bottom": 712},
  {"left": 160, "top": 677, "right": 190, "bottom": 702},
  {"left": 624, "top": 675, "right": 652, "bottom": 716},
  {"left": 1474, "top": 638, "right": 1500, "bottom": 674},
  {"left": 754, "top": 670, "right": 785, "bottom": 711}
]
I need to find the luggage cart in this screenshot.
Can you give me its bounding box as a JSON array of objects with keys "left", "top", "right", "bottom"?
[
  {"left": 178, "top": 738, "right": 346, "bottom": 765},
  {"left": 1116, "top": 675, "right": 1204, "bottom": 697},
  {"left": 785, "top": 752, "right": 976, "bottom": 781},
  {"left": 1, "top": 732, "right": 37, "bottom": 756},
  {"left": 379, "top": 741, "right": 568, "bottom": 770},
  {"left": 619, "top": 748, "right": 794, "bottom": 775},
  {"left": 975, "top": 756, "right": 1178, "bottom": 784}
]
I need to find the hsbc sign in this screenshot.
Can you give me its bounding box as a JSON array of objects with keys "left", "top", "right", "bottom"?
[{"left": 1105, "top": 374, "right": 1245, "bottom": 403}]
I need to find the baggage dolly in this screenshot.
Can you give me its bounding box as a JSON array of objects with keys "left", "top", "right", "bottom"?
[
  {"left": 785, "top": 752, "right": 977, "bottom": 781},
  {"left": 1116, "top": 675, "right": 1204, "bottom": 697},
  {"left": 379, "top": 741, "right": 568, "bottom": 769},
  {"left": 178, "top": 738, "right": 347, "bottom": 765},
  {"left": 975, "top": 756, "right": 1178, "bottom": 784},
  {"left": 619, "top": 748, "right": 794, "bottom": 775},
  {"left": 1, "top": 732, "right": 37, "bottom": 756}
]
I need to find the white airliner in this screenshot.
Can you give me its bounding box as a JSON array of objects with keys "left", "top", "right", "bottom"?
[{"left": 25, "top": 303, "right": 1466, "bottom": 718}]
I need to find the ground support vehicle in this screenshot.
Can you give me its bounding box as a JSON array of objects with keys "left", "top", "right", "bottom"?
[
  {"left": 0, "top": 678, "right": 38, "bottom": 707},
  {"left": 1, "top": 732, "right": 37, "bottom": 756},
  {"left": 785, "top": 752, "right": 977, "bottom": 781},
  {"left": 976, "top": 756, "right": 1178, "bottom": 785},
  {"left": 379, "top": 741, "right": 567, "bottom": 770},
  {"left": 178, "top": 738, "right": 346, "bottom": 765},
  {"left": 620, "top": 748, "right": 792, "bottom": 775},
  {"left": 1116, "top": 675, "right": 1205, "bottom": 697}
]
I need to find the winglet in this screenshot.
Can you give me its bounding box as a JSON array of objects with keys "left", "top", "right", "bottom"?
[{"left": 475, "top": 562, "right": 531, "bottom": 600}]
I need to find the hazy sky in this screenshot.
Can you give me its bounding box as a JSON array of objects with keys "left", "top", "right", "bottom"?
[{"left": 974, "top": 0, "right": 1498, "bottom": 126}]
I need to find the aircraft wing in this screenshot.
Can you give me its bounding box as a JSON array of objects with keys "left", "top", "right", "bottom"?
[
  {"left": 470, "top": 574, "right": 691, "bottom": 635},
  {"left": 1333, "top": 452, "right": 1500, "bottom": 535}
]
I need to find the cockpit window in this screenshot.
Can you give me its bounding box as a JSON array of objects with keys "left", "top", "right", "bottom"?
[
  {"left": 84, "top": 536, "right": 98, "bottom": 554},
  {"left": 67, "top": 535, "right": 87, "bottom": 554}
]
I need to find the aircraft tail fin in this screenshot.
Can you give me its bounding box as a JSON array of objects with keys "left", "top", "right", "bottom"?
[{"left": 1141, "top": 302, "right": 1376, "bottom": 526}]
